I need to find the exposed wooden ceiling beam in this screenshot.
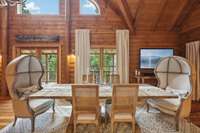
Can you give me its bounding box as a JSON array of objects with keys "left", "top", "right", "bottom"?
[
  {"left": 115, "top": 0, "right": 134, "bottom": 32},
  {"left": 181, "top": 23, "right": 200, "bottom": 33},
  {"left": 133, "top": 0, "right": 144, "bottom": 32},
  {"left": 152, "top": 0, "right": 168, "bottom": 31},
  {"left": 170, "top": 0, "right": 199, "bottom": 31}
]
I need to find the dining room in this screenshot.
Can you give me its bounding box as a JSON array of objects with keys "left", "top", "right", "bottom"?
[{"left": 0, "top": 0, "right": 200, "bottom": 133}]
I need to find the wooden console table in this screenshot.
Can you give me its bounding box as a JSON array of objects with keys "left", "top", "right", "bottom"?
[{"left": 134, "top": 76, "right": 157, "bottom": 84}]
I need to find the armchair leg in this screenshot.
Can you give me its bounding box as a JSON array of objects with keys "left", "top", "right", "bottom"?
[
  {"left": 31, "top": 117, "right": 35, "bottom": 133},
  {"left": 52, "top": 99, "right": 55, "bottom": 112},
  {"left": 175, "top": 118, "right": 179, "bottom": 131},
  {"left": 13, "top": 116, "right": 18, "bottom": 127},
  {"left": 147, "top": 103, "right": 150, "bottom": 112}
]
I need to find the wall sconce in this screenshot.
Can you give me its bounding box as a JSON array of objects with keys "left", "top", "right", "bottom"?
[{"left": 67, "top": 49, "right": 76, "bottom": 64}]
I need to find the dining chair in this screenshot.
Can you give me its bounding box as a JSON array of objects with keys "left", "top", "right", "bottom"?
[
  {"left": 82, "top": 74, "right": 96, "bottom": 84},
  {"left": 6, "top": 55, "right": 55, "bottom": 133},
  {"left": 104, "top": 74, "right": 120, "bottom": 121},
  {"left": 108, "top": 84, "right": 139, "bottom": 133},
  {"left": 72, "top": 84, "right": 100, "bottom": 133}
]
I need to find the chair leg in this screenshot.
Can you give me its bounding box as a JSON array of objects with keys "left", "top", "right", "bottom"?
[
  {"left": 111, "top": 121, "right": 114, "bottom": 133},
  {"left": 13, "top": 116, "right": 17, "bottom": 127},
  {"left": 31, "top": 117, "right": 35, "bottom": 133},
  {"left": 73, "top": 123, "right": 76, "bottom": 133},
  {"left": 96, "top": 123, "right": 100, "bottom": 133},
  {"left": 132, "top": 122, "right": 135, "bottom": 133},
  {"left": 52, "top": 99, "right": 55, "bottom": 112}
]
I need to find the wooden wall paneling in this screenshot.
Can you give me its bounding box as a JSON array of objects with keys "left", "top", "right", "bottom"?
[{"left": 0, "top": 7, "right": 8, "bottom": 96}]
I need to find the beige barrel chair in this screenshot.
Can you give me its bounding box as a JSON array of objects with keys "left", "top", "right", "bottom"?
[
  {"left": 6, "top": 55, "right": 55, "bottom": 132},
  {"left": 146, "top": 56, "right": 192, "bottom": 130}
]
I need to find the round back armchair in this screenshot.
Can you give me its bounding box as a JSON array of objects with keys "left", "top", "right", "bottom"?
[
  {"left": 147, "top": 56, "right": 192, "bottom": 130},
  {"left": 6, "top": 55, "right": 54, "bottom": 133}
]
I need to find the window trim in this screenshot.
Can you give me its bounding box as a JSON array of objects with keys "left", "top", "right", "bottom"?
[{"left": 79, "top": 0, "right": 101, "bottom": 16}]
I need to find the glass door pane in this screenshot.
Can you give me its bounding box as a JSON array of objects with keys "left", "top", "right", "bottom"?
[
  {"left": 90, "top": 49, "right": 100, "bottom": 83},
  {"left": 103, "top": 49, "right": 117, "bottom": 83},
  {"left": 41, "top": 50, "right": 57, "bottom": 83}
]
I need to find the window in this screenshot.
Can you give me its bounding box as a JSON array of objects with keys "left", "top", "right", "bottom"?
[
  {"left": 90, "top": 49, "right": 117, "bottom": 83},
  {"left": 80, "top": 0, "right": 100, "bottom": 15},
  {"left": 17, "top": 0, "right": 59, "bottom": 15}
]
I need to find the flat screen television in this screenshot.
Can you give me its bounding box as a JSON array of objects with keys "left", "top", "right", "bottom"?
[{"left": 140, "top": 48, "right": 174, "bottom": 69}]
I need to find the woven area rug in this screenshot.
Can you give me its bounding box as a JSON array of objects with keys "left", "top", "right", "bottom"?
[
  {"left": 66, "top": 106, "right": 178, "bottom": 133},
  {"left": 0, "top": 104, "right": 178, "bottom": 133},
  {"left": 0, "top": 106, "right": 72, "bottom": 133}
]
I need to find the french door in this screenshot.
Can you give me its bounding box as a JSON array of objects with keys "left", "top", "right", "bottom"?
[
  {"left": 17, "top": 48, "right": 58, "bottom": 83},
  {"left": 90, "top": 48, "right": 117, "bottom": 83}
]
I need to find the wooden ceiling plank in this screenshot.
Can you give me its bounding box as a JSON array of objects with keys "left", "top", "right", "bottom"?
[
  {"left": 152, "top": 0, "right": 168, "bottom": 31},
  {"left": 170, "top": 0, "right": 199, "bottom": 31},
  {"left": 115, "top": 0, "right": 134, "bottom": 32},
  {"left": 133, "top": 0, "right": 144, "bottom": 32}
]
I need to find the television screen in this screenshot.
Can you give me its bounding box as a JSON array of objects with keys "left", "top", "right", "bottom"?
[{"left": 140, "top": 48, "right": 174, "bottom": 69}]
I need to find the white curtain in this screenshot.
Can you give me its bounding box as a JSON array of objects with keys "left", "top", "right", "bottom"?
[
  {"left": 186, "top": 41, "right": 200, "bottom": 101},
  {"left": 75, "top": 29, "right": 90, "bottom": 83},
  {"left": 116, "top": 30, "right": 129, "bottom": 83}
]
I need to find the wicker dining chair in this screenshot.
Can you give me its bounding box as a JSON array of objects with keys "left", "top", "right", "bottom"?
[
  {"left": 82, "top": 74, "right": 97, "bottom": 84},
  {"left": 72, "top": 85, "right": 100, "bottom": 133},
  {"left": 108, "top": 84, "right": 139, "bottom": 133},
  {"left": 104, "top": 74, "right": 120, "bottom": 121}
]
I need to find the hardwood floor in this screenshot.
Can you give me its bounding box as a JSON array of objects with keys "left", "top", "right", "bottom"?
[
  {"left": 0, "top": 98, "right": 200, "bottom": 130},
  {"left": 0, "top": 97, "right": 14, "bottom": 129}
]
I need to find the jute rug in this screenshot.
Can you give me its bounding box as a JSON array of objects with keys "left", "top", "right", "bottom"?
[{"left": 0, "top": 104, "right": 178, "bottom": 133}]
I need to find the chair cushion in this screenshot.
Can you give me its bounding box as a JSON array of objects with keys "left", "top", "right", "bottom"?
[
  {"left": 29, "top": 99, "right": 54, "bottom": 113},
  {"left": 147, "top": 98, "right": 181, "bottom": 112},
  {"left": 17, "top": 85, "right": 38, "bottom": 97},
  {"left": 77, "top": 113, "right": 96, "bottom": 121},
  {"left": 114, "top": 112, "right": 133, "bottom": 120}
]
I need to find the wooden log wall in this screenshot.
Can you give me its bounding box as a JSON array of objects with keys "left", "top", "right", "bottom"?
[{"left": 0, "top": 7, "right": 8, "bottom": 96}]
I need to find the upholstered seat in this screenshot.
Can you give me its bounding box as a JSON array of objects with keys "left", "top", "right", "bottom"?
[
  {"left": 146, "top": 56, "right": 192, "bottom": 130},
  {"left": 29, "top": 99, "right": 54, "bottom": 113},
  {"left": 147, "top": 98, "right": 180, "bottom": 116},
  {"left": 6, "top": 55, "right": 55, "bottom": 133}
]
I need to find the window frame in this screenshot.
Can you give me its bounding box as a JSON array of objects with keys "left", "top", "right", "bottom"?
[
  {"left": 79, "top": 0, "right": 101, "bottom": 16},
  {"left": 16, "top": 0, "right": 61, "bottom": 16}
]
